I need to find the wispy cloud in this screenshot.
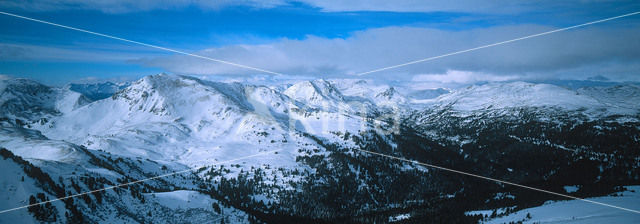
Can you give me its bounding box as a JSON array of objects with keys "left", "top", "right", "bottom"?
[
  {"left": 295, "top": 0, "right": 552, "bottom": 13},
  {"left": 0, "top": 74, "right": 12, "bottom": 80},
  {"left": 3, "top": 0, "right": 637, "bottom": 14},
  {"left": 0, "top": 0, "right": 286, "bottom": 13},
  {"left": 0, "top": 43, "right": 161, "bottom": 62}
]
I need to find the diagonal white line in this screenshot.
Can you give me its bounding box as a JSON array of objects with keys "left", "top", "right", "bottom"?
[
  {"left": 355, "top": 11, "right": 640, "bottom": 76},
  {"left": 355, "top": 148, "right": 640, "bottom": 214},
  {"left": 0, "top": 11, "right": 285, "bottom": 76},
  {"left": 0, "top": 149, "right": 283, "bottom": 214}
]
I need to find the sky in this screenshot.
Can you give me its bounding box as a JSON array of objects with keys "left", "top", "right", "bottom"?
[{"left": 0, "top": 0, "right": 639, "bottom": 88}]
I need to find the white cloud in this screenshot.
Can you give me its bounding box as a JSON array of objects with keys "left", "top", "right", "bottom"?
[
  {"left": 0, "top": 74, "right": 12, "bottom": 80},
  {"left": 412, "top": 70, "right": 518, "bottom": 83},
  {"left": 408, "top": 70, "right": 519, "bottom": 90},
  {"left": 135, "top": 23, "right": 640, "bottom": 82}
]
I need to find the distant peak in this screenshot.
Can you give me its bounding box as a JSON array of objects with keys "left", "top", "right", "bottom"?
[
  {"left": 355, "top": 80, "right": 368, "bottom": 85},
  {"left": 2, "top": 78, "right": 48, "bottom": 88}
]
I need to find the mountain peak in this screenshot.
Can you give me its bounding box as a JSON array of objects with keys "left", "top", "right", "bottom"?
[
  {"left": 0, "top": 78, "right": 50, "bottom": 93},
  {"left": 67, "top": 81, "right": 129, "bottom": 101},
  {"left": 284, "top": 79, "right": 345, "bottom": 108},
  {"left": 1, "top": 78, "right": 91, "bottom": 121},
  {"left": 1, "top": 79, "right": 57, "bottom": 119}
]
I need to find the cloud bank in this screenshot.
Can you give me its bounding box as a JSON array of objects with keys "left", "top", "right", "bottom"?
[
  {"left": 2, "top": 0, "right": 639, "bottom": 87},
  {"left": 135, "top": 23, "right": 640, "bottom": 83}
]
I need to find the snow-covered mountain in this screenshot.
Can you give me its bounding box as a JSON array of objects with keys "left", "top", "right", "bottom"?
[
  {"left": 0, "top": 79, "right": 90, "bottom": 121},
  {"left": 67, "top": 81, "right": 129, "bottom": 101},
  {"left": 284, "top": 80, "right": 346, "bottom": 110},
  {"left": 330, "top": 79, "right": 409, "bottom": 108},
  {"left": 577, "top": 84, "right": 640, "bottom": 111},
  {"left": 424, "top": 81, "right": 640, "bottom": 117},
  {"left": 1, "top": 75, "right": 639, "bottom": 223}
]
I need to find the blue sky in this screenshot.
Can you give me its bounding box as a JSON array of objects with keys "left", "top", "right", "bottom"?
[{"left": 0, "top": 0, "right": 639, "bottom": 87}]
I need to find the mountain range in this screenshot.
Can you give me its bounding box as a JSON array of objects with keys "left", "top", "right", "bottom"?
[{"left": 1, "top": 74, "right": 639, "bottom": 223}]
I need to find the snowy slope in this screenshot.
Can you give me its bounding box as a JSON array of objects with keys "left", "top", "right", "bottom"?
[
  {"left": 54, "top": 89, "right": 91, "bottom": 114},
  {"left": 474, "top": 186, "right": 640, "bottom": 224},
  {"left": 0, "top": 125, "right": 89, "bottom": 163},
  {"left": 0, "top": 154, "right": 43, "bottom": 224},
  {"left": 144, "top": 190, "right": 248, "bottom": 223}
]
